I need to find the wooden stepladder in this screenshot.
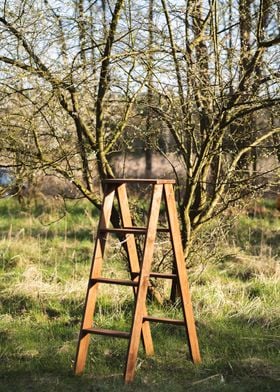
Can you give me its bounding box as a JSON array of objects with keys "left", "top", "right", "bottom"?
[{"left": 74, "top": 179, "right": 201, "bottom": 383}]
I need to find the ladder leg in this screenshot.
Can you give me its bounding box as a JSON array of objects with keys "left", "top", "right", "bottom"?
[
  {"left": 74, "top": 186, "right": 116, "bottom": 375},
  {"left": 117, "top": 184, "right": 154, "bottom": 356},
  {"left": 124, "top": 184, "right": 163, "bottom": 383},
  {"left": 164, "top": 184, "right": 201, "bottom": 364}
]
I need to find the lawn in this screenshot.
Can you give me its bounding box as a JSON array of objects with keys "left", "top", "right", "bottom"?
[{"left": 0, "top": 197, "right": 279, "bottom": 391}]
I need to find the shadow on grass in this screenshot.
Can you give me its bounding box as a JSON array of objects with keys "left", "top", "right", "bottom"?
[{"left": 0, "top": 317, "right": 279, "bottom": 392}]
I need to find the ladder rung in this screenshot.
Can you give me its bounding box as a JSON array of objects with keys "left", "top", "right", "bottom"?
[
  {"left": 143, "top": 316, "right": 185, "bottom": 326},
  {"left": 131, "top": 272, "right": 177, "bottom": 280},
  {"left": 83, "top": 327, "right": 131, "bottom": 339},
  {"left": 103, "top": 178, "right": 176, "bottom": 185},
  {"left": 99, "top": 227, "right": 169, "bottom": 234},
  {"left": 100, "top": 227, "right": 146, "bottom": 234},
  {"left": 156, "top": 227, "right": 170, "bottom": 233},
  {"left": 149, "top": 272, "right": 177, "bottom": 279},
  {"left": 90, "top": 277, "right": 138, "bottom": 287}
]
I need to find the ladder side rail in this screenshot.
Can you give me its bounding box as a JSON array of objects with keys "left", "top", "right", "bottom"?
[
  {"left": 116, "top": 183, "right": 141, "bottom": 276},
  {"left": 163, "top": 183, "right": 201, "bottom": 364},
  {"left": 116, "top": 183, "right": 154, "bottom": 357},
  {"left": 74, "top": 184, "right": 116, "bottom": 375},
  {"left": 124, "top": 184, "right": 163, "bottom": 383}
]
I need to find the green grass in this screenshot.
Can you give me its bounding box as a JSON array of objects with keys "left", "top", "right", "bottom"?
[{"left": 0, "top": 197, "right": 279, "bottom": 391}]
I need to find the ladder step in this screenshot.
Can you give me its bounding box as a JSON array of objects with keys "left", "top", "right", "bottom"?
[
  {"left": 83, "top": 327, "right": 130, "bottom": 339},
  {"left": 149, "top": 272, "right": 177, "bottom": 280},
  {"left": 131, "top": 272, "right": 177, "bottom": 280},
  {"left": 90, "top": 277, "right": 138, "bottom": 287},
  {"left": 100, "top": 227, "right": 146, "bottom": 234},
  {"left": 103, "top": 178, "right": 176, "bottom": 185},
  {"left": 143, "top": 316, "right": 185, "bottom": 326},
  {"left": 100, "top": 227, "right": 169, "bottom": 234}
]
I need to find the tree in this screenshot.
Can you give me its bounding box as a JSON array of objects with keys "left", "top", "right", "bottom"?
[
  {"left": 136, "top": 0, "right": 280, "bottom": 255},
  {"left": 0, "top": 0, "right": 147, "bottom": 211},
  {"left": 0, "top": 0, "right": 279, "bottom": 256}
]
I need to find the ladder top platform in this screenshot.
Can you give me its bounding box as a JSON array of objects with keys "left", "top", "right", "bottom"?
[{"left": 102, "top": 178, "right": 176, "bottom": 185}]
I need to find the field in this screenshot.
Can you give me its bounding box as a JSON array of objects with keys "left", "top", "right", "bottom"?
[{"left": 0, "top": 196, "right": 279, "bottom": 391}]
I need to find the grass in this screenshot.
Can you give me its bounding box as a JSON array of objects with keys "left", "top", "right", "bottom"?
[{"left": 0, "top": 197, "right": 279, "bottom": 391}]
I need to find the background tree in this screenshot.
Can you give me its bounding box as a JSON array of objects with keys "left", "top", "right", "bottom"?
[
  {"left": 0, "top": 0, "right": 148, "bottom": 208},
  {"left": 0, "top": 0, "right": 279, "bottom": 257},
  {"left": 135, "top": 0, "right": 280, "bottom": 255}
]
